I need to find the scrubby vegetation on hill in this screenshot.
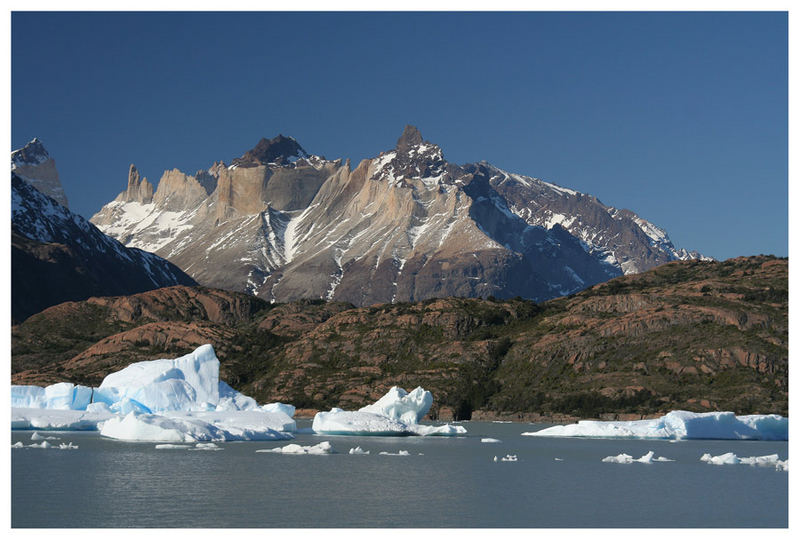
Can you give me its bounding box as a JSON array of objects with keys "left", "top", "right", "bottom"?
[{"left": 12, "top": 256, "right": 788, "bottom": 419}]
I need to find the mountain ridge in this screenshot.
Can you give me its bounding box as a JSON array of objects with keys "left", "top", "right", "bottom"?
[
  {"left": 10, "top": 139, "right": 198, "bottom": 323},
  {"left": 91, "top": 126, "right": 709, "bottom": 306}
]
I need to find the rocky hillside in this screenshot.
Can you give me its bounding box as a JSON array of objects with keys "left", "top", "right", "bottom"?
[
  {"left": 91, "top": 126, "right": 708, "bottom": 306},
  {"left": 12, "top": 256, "right": 786, "bottom": 419},
  {"left": 11, "top": 140, "right": 197, "bottom": 323}
]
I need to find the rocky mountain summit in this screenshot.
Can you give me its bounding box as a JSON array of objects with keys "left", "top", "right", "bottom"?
[
  {"left": 11, "top": 137, "right": 69, "bottom": 208},
  {"left": 10, "top": 139, "right": 196, "bottom": 322},
  {"left": 91, "top": 126, "right": 708, "bottom": 305}
]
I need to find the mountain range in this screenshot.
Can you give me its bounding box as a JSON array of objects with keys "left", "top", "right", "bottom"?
[
  {"left": 90, "top": 126, "right": 709, "bottom": 306},
  {"left": 10, "top": 140, "right": 195, "bottom": 323}
]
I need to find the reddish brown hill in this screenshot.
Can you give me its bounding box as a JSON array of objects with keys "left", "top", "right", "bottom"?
[{"left": 11, "top": 256, "right": 787, "bottom": 419}]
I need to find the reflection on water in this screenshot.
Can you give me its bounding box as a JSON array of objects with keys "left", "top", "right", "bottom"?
[{"left": 12, "top": 421, "right": 788, "bottom": 527}]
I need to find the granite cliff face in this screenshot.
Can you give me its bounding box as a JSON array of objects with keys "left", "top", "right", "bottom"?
[
  {"left": 11, "top": 138, "right": 69, "bottom": 208},
  {"left": 91, "top": 126, "right": 708, "bottom": 305}
]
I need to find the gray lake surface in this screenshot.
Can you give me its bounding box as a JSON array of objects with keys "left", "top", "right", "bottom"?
[{"left": 11, "top": 420, "right": 788, "bottom": 528}]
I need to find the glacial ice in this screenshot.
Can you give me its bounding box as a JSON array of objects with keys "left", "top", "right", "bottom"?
[
  {"left": 522, "top": 410, "right": 788, "bottom": 441},
  {"left": 700, "top": 452, "right": 788, "bottom": 470},
  {"left": 257, "top": 441, "right": 335, "bottom": 455},
  {"left": 602, "top": 451, "right": 673, "bottom": 464},
  {"left": 312, "top": 386, "right": 467, "bottom": 436},
  {"left": 348, "top": 446, "right": 370, "bottom": 455},
  {"left": 359, "top": 386, "right": 432, "bottom": 425},
  {"left": 481, "top": 438, "right": 502, "bottom": 443},
  {"left": 11, "top": 344, "right": 297, "bottom": 443},
  {"left": 379, "top": 450, "right": 410, "bottom": 456}
]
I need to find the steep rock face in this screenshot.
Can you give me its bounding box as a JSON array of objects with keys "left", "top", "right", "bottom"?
[
  {"left": 11, "top": 138, "right": 69, "bottom": 208},
  {"left": 10, "top": 168, "right": 196, "bottom": 322},
  {"left": 91, "top": 126, "right": 708, "bottom": 305}
]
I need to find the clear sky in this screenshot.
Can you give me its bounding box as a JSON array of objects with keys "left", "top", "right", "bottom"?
[{"left": 11, "top": 11, "right": 787, "bottom": 261}]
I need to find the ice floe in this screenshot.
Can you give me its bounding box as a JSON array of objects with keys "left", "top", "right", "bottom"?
[
  {"left": 257, "top": 441, "right": 335, "bottom": 455},
  {"left": 481, "top": 438, "right": 502, "bottom": 443},
  {"left": 312, "top": 386, "right": 467, "bottom": 436},
  {"left": 30, "top": 432, "right": 60, "bottom": 441},
  {"left": 601, "top": 451, "right": 673, "bottom": 464},
  {"left": 13, "top": 440, "right": 78, "bottom": 450},
  {"left": 379, "top": 450, "right": 410, "bottom": 456},
  {"left": 700, "top": 452, "right": 788, "bottom": 470},
  {"left": 522, "top": 410, "right": 787, "bottom": 441}
]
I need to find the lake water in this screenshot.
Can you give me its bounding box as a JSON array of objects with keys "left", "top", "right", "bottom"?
[{"left": 11, "top": 420, "right": 788, "bottom": 528}]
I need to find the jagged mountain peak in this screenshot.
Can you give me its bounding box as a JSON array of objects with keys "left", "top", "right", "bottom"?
[
  {"left": 232, "top": 134, "right": 309, "bottom": 167},
  {"left": 373, "top": 125, "right": 446, "bottom": 183},
  {"left": 396, "top": 125, "right": 424, "bottom": 152},
  {"left": 11, "top": 138, "right": 50, "bottom": 169},
  {"left": 10, "top": 138, "right": 69, "bottom": 208},
  {"left": 91, "top": 126, "right": 708, "bottom": 307}
]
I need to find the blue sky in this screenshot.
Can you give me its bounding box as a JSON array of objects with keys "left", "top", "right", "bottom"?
[{"left": 11, "top": 11, "right": 787, "bottom": 260}]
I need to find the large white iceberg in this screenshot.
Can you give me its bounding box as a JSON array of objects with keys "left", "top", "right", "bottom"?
[
  {"left": 11, "top": 344, "right": 297, "bottom": 442},
  {"left": 312, "top": 386, "right": 467, "bottom": 436},
  {"left": 522, "top": 410, "right": 787, "bottom": 441}
]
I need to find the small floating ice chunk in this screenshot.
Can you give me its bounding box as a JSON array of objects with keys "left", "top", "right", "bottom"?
[
  {"left": 554, "top": 458, "right": 563, "bottom": 461},
  {"left": 481, "top": 438, "right": 502, "bottom": 443},
  {"left": 602, "top": 451, "right": 672, "bottom": 464},
  {"left": 155, "top": 444, "right": 190, "bottom": 450},
  {"left": 12, "top": 441, "right": 24, "bottom": 448},
  {"left": 58, "top": 442, "right": 78, "bottom": 450},
  {"left": 493, "top": 456, "right": 498, "bottom": 462},
  {"left": 192, "top": 443, "right": 221, "bottom": 451},
  {"left": 348, "top": 446, "right": 370, "bottom": 455},
  {"left": 31, "top": 432, "right": 60, "bottom": 441},
  {"left": 379, "top": 450, "right": 410, "bottom": 456},
  {"left": 257, "top": 441, "right": 335, "bottom": 455},
  {"left": 28, "top": 441, "right": 52, "bottom": 449},
  {"left": 500, "top": 454, "right": 518, "bottom": 462}
]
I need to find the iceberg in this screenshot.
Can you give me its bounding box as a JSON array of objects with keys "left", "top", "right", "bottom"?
[
  {"left": 312, "top": 386, "right": 467, "bottom": 437},
  {"left": 700, "top": 452, "right": 788, "bottom": 470},
  {"left": 11, "top": 344, "right": 298, "bottom": 443},
  {"left": 359, "top": 386, "right": 433, "bottom": 425},
  {"left": 522, "top": 410, "right": 787, "bottom": 441},
  {"left": 601, "top": 451, "right": 673, "bottom": 464},
  {"left": 348, "top": 446, "right": 369, "bottom": 455},
  {"left": 12, "top": 383, "right": 93, "bottom": 410},
  {"left": 379, "top": 450, "right": 410, "bottom": 456},
  {"left": 481, "top": 438, "right": 502, "bottom": 443},
  {"left": 256, "top": 441, "right": 335, "bottom": 455}
]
